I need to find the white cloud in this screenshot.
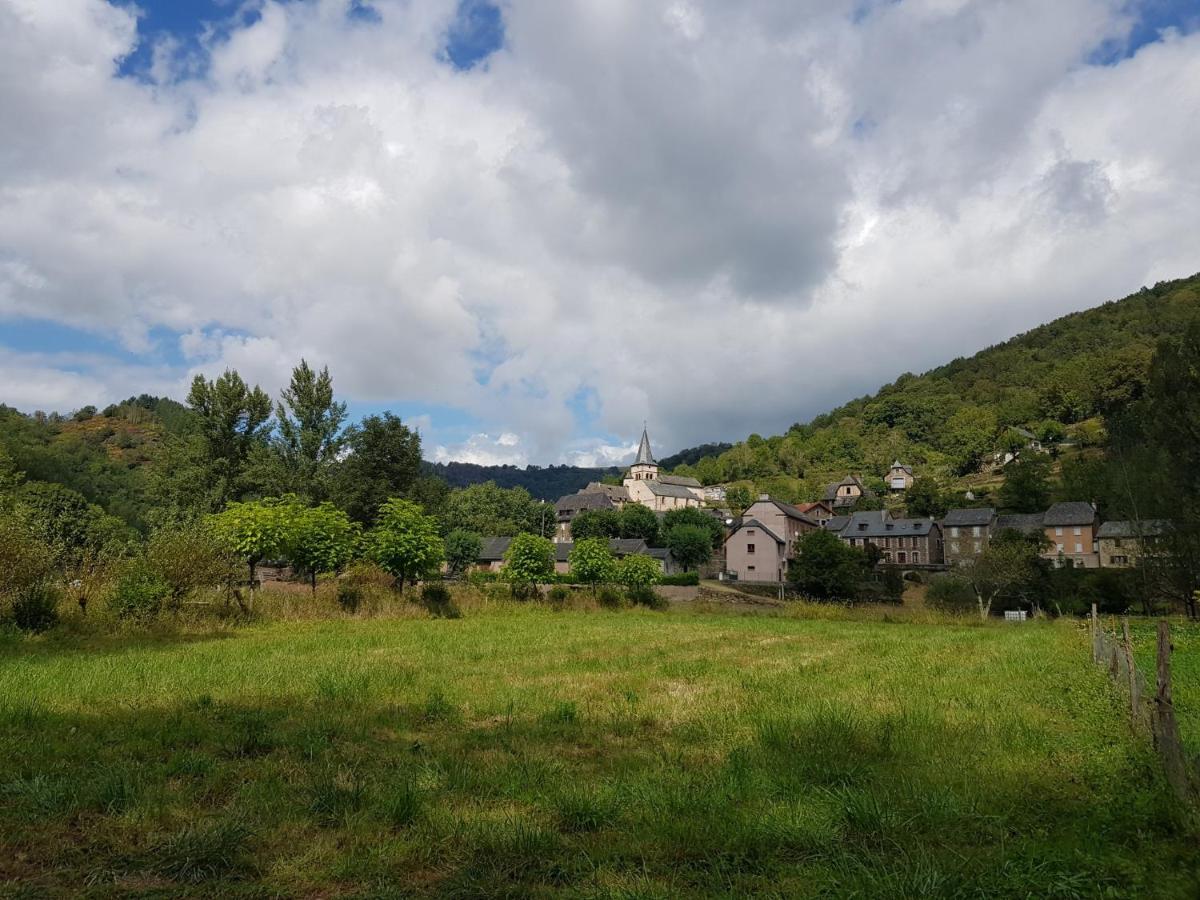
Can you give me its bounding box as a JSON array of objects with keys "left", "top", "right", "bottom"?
[
  {"left": 1, "top": 0, "right": 1198, "bottom": 462},
  {"left": 433, "top": 432, "right": 529, "bottom": 466}
]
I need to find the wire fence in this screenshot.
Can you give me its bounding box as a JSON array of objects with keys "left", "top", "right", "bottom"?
[{"left": 1090, "top": 606, "right": 1199, "bottom": 807}]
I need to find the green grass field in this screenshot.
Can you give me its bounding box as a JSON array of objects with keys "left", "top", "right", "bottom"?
[
  {"left": 1127, "top": 618, "right": 1200, "bottom": 756},
  {"left": 2, "top": 601, "right": 1197, "bottom": 897}
]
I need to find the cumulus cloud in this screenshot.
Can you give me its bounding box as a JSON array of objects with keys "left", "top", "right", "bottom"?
[{"left": 1, "top": 0, "right": 1198, "bottom": 459}]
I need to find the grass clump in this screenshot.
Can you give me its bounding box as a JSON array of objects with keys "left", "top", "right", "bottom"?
[{"left": 148, "top": 819, "right": 253, "bottom": 883}]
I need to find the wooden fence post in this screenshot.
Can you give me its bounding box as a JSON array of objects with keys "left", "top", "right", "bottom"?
[
  {"left": 1091, "top": 603, "right": 1100, "bottom": 663},
  {"left": 1122, "top": 617, "right": 1140, "bottom": 719},
  {"left": 1154, "top": 620, "right": 1193, "bottom": 803}
]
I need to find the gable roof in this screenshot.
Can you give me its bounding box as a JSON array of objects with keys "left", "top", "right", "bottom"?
[
  {"left": 823, "top": 475, "right": 875, "bottom": 503},
  {"left": 479, "top": 537, "right": 513, "bottom": 561},
  {"left": 1043, "top": 502, "right": 1097, "bottom": 526},
  {"left": 823, "top": 515, "right": 852, "bottom": 534},
  {"left": 1096, "top": 519, "right": 1171, "bottom": 539},
  {"left": 584, "top": 482, "right": 631, "bottom": 502},
  {"left": 553, "top": 538, "right": 649, "bottom": 562},
  {"left": 728, "top": 518, "right": 785, "bottom": 545},
  {"left": 635, "top": 428, "right": 655, "bottom": 466},
  {"left": 745, "top": 497, "right": 821, "bottom": 526},
  {"left": 642, "top": 480, "right": 700, "bottom": 499},
  {"left": 841, "top": 510, "right": 938, "bottom": 538},
  {"left": 659, "top": 474, "right": 702, "bottom": 488},
  {"left": 943, "top": 508, "right": 997, "bottom": 527},
  {"left": 555, "top": 491, "right": 616, "bottom": 515},
  {"left": 889, "top": 461, "right": 914, "bottom": 475},
  {"left": 994, "top": 513, "right": 1045, "bottom": 535}
]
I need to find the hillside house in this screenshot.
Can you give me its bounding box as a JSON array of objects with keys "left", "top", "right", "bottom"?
[
  {"left": 886, "top": 462, "right": 915, "bottom": 492},
  {"left": 822, "top": 475, "right": 874, "bottom": 509},
  {"left": 1097, "top": 520, "right": 1170, "bottom": 568},
  {"left": 1042, "top": 502, "right": 1100, "bottom": 568},
  {"left": 796, "top": 500, "right": 834, "bottom": 524},
  {"left": 723, "top": 496, "right": 822, "bottom": 582},
  {"left": 828, "top": 510, "right": 944, "bottom": 565},
  {"left": 942, "top": 508, "right": 997, "bottom": 565},
  {"left": 703, "top": 484, "right": 727, "bottom": 503}
]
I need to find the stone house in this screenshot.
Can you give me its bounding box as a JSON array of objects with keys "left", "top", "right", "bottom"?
[
  {"left": 942, "top": 507, "right": 997, "bottom": 565},
  {"left": 829, "top": 510, "right": 944, "bottom": 565},
  {"left": 886, "top": 462, "right": 915, "bottom": 492},
  {"left": 796, "top": 501, "right": 834, "bottom": 524},
  {"left": 823, "top": 475, "right": 872, "bottom": 509},
  {"left": 1097, "top": 520, "right": 1170, "bottom": 568},
  {"left": 554, "top": 490, "right": 619, "bottom": 543},
  {"left": 723, "top": 496, "right": 822, "bottom": 582},
  {"left": 1042, "top": 502, "right": 1100, "bottom": 568}
]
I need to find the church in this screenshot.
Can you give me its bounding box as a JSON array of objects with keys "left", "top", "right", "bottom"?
[
  {"left": 621, "top": 427, "right": 705, "bottom": 511},
  {"left": 553, "top": 426, "right": 704, "bottom": 542}
]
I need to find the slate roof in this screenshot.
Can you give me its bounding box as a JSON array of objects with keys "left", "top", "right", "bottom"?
[
  {"left": 889, "top": 461, "right": 914, "bottom": 476},
  {"left": 555, "top": 491, "right": 616, "bottom": 515},
  {"left": 1096, "top": 520, "right": 1170, "bottom": 539},
  {"left": 635, "top": 428, "right": 655, "bottom": 466},
  {"left": 479, "top": 537, "right": 513, "bottom": 561},
  {"left": 943, "top": 508, "right": 997, "bottom": 527},
  {"left": 659, "top": 474, "right": 702, "bottom": 488},
  {"left": 745, "top": 497, "right": 821, "bottom": 526},
  {"left": 1043, "top": 502, "right": 1097, "bottom": 526},
  {"left": 584, "top": 482, "right": 631, "bottom": 502},
  {"left": 643, "top": 480, "right": 701, "bottom": 499},
  {"left": 823, "top": 515, "right": 852, "bottom": 534},
  {"left": 728, "top": 518, "right": 785, "bottom": 545},
  {"left": 823, "top": 475, "right": 875, "bottom": 505},
  {"left": 994, "top": 513, "right": 1045, "bottom": 535},
  {"left": 841, "top": 510, "right": 938, "bottom": 538}
]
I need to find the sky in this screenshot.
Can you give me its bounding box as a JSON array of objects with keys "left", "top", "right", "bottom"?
[{"left": 1, "top": 0, "right": 1199, "bottom": 467}]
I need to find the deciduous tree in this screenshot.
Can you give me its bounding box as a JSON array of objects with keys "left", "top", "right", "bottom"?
[
  {"left": 445, "top": 529, "right": 482, "bottom": 579},
  {"left": 568, "top": 538, "right": 616, "bottom": 592},
  {"left": 667, "top": 524, "right": 713, "bottom": 572},
  {"left": 500, "top": 532, "right": 555, "bottom": 592},
  {"left": 333, "top": 412, "right": 422, "bottom": 525},
  {"left": 368, "top": 499, "right": 444, "bottom": 592}
]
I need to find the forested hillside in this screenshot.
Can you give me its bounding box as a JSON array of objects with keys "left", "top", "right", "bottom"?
[
  {"left": 666, "top": 273, "right": 1200, "bottom": 504},
  {"left": 424, "top": 462, "right": 618, "bottom": 500}
]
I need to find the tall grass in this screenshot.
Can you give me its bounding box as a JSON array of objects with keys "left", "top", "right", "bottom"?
[{"left": 1, "top": 603, "right": 1196, "bottom": 896}]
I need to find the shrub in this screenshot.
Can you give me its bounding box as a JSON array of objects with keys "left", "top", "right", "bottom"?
[
  {"left": 597, "top": 587, "right": 624, "bottom": 609},
  {"left": 110, "top": 560, "right": 172, "bottom": 620},
  {"left": 467, "top": 569, "right": 500, "bottom": 585},
  {"left": 546, "top": 585, "right": 570, "bottom": 606},
  {"left": 336, "top": 583, "right": 363, "bottom": 613},
  {"left": 9, "top": 583, "right": 60, "bottom": 633},
  {"left": 146, "top": 524, "right": 240, "bottom": 610},
  {"left": 420, "top": 582, "right": 460, "bottom": 619},
  {"left": 627, "top": 585, "right": 667, "bottom": 610},
  {"left": 336, "top": 561, "right": 393, "bottom": 613},
  {"left": 660, "top": 572, "right": 700, "bottom": 587},
  {"left": 926, "top": 575, "right": 976, "bottom": 613}
]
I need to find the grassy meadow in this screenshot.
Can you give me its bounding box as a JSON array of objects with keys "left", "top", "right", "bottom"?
[
  {"left": 1, "top": 596, "right": 1198, "bottom": 898},
  {"left": 1127, "top": 618, "right": 1200, "bottom": 756}
]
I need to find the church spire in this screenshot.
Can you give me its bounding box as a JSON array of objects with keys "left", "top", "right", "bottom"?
[{"left": 635, "top": 425, "right": 655, "bottom": 466}]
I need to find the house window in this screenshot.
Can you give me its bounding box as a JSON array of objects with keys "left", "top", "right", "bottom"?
[
  {"left": 1055, "top": 527, "right": 1063, "bottom": 536},
  {"left": 897, "top": 552, "right": 907, "bottom": 564},
  {"left": 973, "top": 541, "right": 981, "bottom": 553},
  {"left": 912, "top": 552, "right": 920, "bottom": 564},
  {"left": 1113, "top": 555, "right": 1128, "bottom": 565},
  {"left": 747, "top": 543, "right": 756, "bottom": 554},
  {"left": 1074, "top": 543, "right": 1083, "bottom": 554},
  {"left": 747, "top": 565, "right": 756, "bottom": 572},
  {"left": 972, "top": 526, "right": 981, "bottom": 537},
  {"left": 883, "top": 552, "right": 892, "bottom": 562},
  {"left": 1073, "top": 526, "right": 1082, "bottom": 536},
  {"left": 950, "top": 541, "right": 960, "bottom": 554},
  {"left": 1056, "top": 543, "right": 1064, "bottom": 553},
  {"left": 747, "top": 529, "right": 755, "bottom": 535},
  {"left": 1114, "top": 538, "right": 1123, "bottom": 548},
  {"left": 950, "top": 527, "right": 959, "bottom": 538}
]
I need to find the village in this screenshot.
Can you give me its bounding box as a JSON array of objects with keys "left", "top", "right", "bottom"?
[{"left": 481, "top": 427, "right": 1159, "bottom": 584}]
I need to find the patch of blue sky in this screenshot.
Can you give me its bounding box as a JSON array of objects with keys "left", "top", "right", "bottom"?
[
  {"left": 441, "top": 0, "right": 505, "bottom": 71},
  {"left": 1089, "top": 0, "right": 1199, "bottom": 65}
]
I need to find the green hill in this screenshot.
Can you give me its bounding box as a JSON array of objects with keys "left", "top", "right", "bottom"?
[{"left": 667, "top": 272, "right": 1200, "bottom": 504}]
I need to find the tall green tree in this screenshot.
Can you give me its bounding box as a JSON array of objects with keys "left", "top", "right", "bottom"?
[
  {"left": 618, "top": 504, "right": 660, "bottom": 544},
  {"left": 272, "top": 360, "right": 348, "bottom": 501},
  {"left": 187, "top": 370, "right": 273, "bottom": 505},
  {"left": 904, "top": 478, "right": 946, "bottom": 519},
  {"left": 998, "top": 455, "right": 1052, "bottom": 513},
  {"left": 440, "top": 483, "right": 545, "bottom": 536},
  {"left": 368, "top": 499, "right": 444, "bottom": 592},
  {"left": 666, "top": 524, "right": 713, "bottom": 572},
  {"left": 570, "top": 508, "right": 621, "bottom": 542},
  {"left": 789, "top": 529, "right": 866, "bottom": 600},
  {"left": 444, "top": 529, "right": 482, "bottom": 579},
  {"left": 568, "top": 538, "right": 616, "bottom": 593},
  {"left": 334, "top": 413, "right": 422, "bottom": 525}
]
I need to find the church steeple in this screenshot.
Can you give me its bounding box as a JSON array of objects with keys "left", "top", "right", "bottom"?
[
  {"left": 635, "top": 426, "right": 655, "bottom": 466},
  {"left": 629, "top": 425, "right": 659, "bottom": 481}
]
